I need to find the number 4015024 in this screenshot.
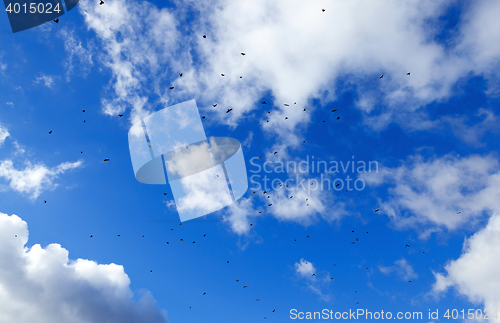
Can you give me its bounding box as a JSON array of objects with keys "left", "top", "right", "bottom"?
[
  {"left": 443, "top": 309, "right": 498, "bottom": 320},
  {"left": 5, "top": 2, "right": 61, "bottom": 14}
]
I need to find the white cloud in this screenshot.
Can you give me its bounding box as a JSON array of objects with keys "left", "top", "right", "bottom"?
[
  {"left": 58, "top": 29, "right": 94, "bottom": 81},
  {"left": 442, "top": 109, "right": 500, "bottom": 147},
  {"left": 294, "top": 258, "right": 331, "bottom": 301},
  {"left": 379, "top": 258, "right": 418, "bottom": 281},
  {"left": 0, "top": 212, "right": 168, "bottom": 323},
  {"left": 73, "top": 0, "right": 500, "bottom": 152},
  {"left": 0, "top": 159, "right": 83, "bottom": 199},
  {"left": 0, "top": 125, "right": 9, "bottom": 146},
  {"left": 432, "top": 212, "right": 500, "bottom": 313},
  {"left": 34, "top": 75, "right": 56, "bottom": 88},
  {"left": 6, "top": 102, "right": 14, "bottom": 108},
  {"left": 361, "top": 154, "right": 500, "bottom": 235},
  {"left": 295, "top": 258, "right": 316, "bottom": 277}
]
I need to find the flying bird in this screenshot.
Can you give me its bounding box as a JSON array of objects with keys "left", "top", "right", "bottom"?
[
  {"left": 262, "top": 101, "right": 266, "bottom": 104},
  {"left": 82, "top": 110, "right": 85, "bottom": 112},
  {"left": 380, "top": 75, "right": 383, "bottom": 78},
  {"left": 241, "top": 52, "right": 246, "bottom": 56},
  {"left": 337, "top": 116, "right": 340, "bottom": 120},
  {"left": 213, "top": 104, "right": 217, "bottom": 107},
  {"left": 99, "top": 0, "right": 104, "bottom": 4},
  {"left": 227, "top": 261, "right": 229, "bottom": 263},
  {"left": 48, "top": 131, "right": 52, "bottom": 134},
  {"left": 274, "top": 152, "right": 277, "bottom": 155},
  {"left": 203, "top": 292, "right": 206, "bottom": 295},
  {"left": 119, "top": 114, "right": 123, "bottom": 117},
  {"left": 179, "top": 73, "right": 183, "bottom": 77},
  {"left": 374, "top": 208, "right": 380, "bottom": 212},
  {"left": 53, "top": 18, "right": 59, "bottom": 23},
  {"left": 203, "top": 234, "right": 206, "bottom": 237},
  {"left": 104, "top": 159, "right": 110, "bottom": 162},
  {"left": 284, "top": 104, "right": 289, "bottom": 106},
  {"left": 221, "top": 74, "right": 225, "bottom": 76},
  {"left": 273, "top": 309, "right": 275, "bottom": 312},
  {"left": 407, "top": 72, "right": 410, "bottom": 75},
  {"left": 332, "top": 109, "right": 337, "bottom": 112},
  {"left": 226, "top": 108, "right": 232, "bottom": 113},
  {"left": 44, "top": 201, "right": 47, "bottom": 203},
  {"left": 243, "top": 286, "right": 248, "bottom": 288},
  {"left": 322, "top": 8, "right": 325, "bottom": 12},
  {"left": 203, "top": 35, "right": 206, "bottom": 38},
  {"left": 117, "top": 235, "right": 120, "bottom": 237},
  {"left": 169, "top": 87, "right": 174, "bottom": 90},
  {"left": 90, "top": 235, "right": 93, "bottom": 238},
  {"left": 164, "top": 193, "right": 167, "bottom": 195}
]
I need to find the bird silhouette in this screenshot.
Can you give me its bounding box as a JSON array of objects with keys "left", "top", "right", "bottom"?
[
  {"left": 180, "top": 239, "right": 183, "bottom": 241},
  {"left": 164, "top": 193, "right": 167, "bottom": 195},
  {"left": 203, "top": 292, "right": 206, "bottom": 295},
  {"left": 213, "top": 104, "right": 217, "bottom": 107},
  {"left": 221, "top": 74, "right": 225, "bottom": 76},
  {"left": 262, "top": 101, "right": 266, "bottom": 104},
  {"left": 322, "top": 8, "right": 325, "bottom": 12},
  {"left": 99, "top": 0, "right": 104, "bottom": 4},
  {"left": 117, "top": 235, "right": 120, "bottom": 237},
  {"left": 241, "top": 52, "right": 246, "bottom": 56},
  {"left": 203, "top": 234, "right": 206, "bottom": 237},
  {"left": 226, "top": 108, "right": 232, "bottom": 113},
  {"left": 405, "top": 244, "right": 410, "bottom": 248},
  {"left": 53, "top": 18, "right": 59, "bottom": 23},
  {"left": 104, "top": 159, "right": 110, "bottom": 162},
  {"left": 90, "top": 235, "right": 93, "bottom": 238},
  {"left": 273, "top": 309, "right": 275, "bottom": 312},
  {"left": 374, "top": 208, "right": 379, "bottom": 212},
  {"left": 203, "top": 35, "right": 206, "bottom": 38},
  {"left": 274, "top": 152, "right": 277, "bottom": 155},
  {"left": 380, "top": 75, "right": 383, "bottom": 78},
  {"left": 169, "top": 87, "right": 174, "bottom": 90},
  {"left": 284, "top": 104, "right": 289, "bottom": 106},
  {"left": 407, "top": 72, "right": 410, "bottom": 75},
  {"left": 227, "top": 261, "right": 229, "bottom": 263},
  {"left": 243, "top": 286, "right": 248, "bottom": 288},
  {"left": 44, "top": 201, "right": 47, "bottom": 203},
  {"left": 236, "top": 280, "right": 239, "bottom": 282},
  {"left": 48, "top": 131, "right": 52, "bottom": 134},
  {"left": 337, "top": 116, "right": 340, "bottom": 119},
  {"left": 332, "top": 109, "right": 337, "bottom": 112},
  {"left": 82, "top": 110, "right": 85, "bottom": 112},
  {"left": 179, "top": 73, "right": 183, "bottom": 77}
]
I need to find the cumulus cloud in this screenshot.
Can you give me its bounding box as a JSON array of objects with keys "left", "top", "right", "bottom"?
[
  {"left": 0, "top": 212, "right": 168, "bottom": 323},
  {"left": 73, "top": 0, "right": 500, "bottom": 149},
  {"left": 0, "top": 159, "right": 83, "bottom": 199},
  {"left": 432, "top": 212, "right": 500, "bottom": 313},
  {"left": 379, "top": 258, "right": 418, "bottom": 281},
  {"left": 361, "top": 154, "right": 500, "bottom": 235},
  {"left": 0, "top": 125, "right": 9, "bottom": 146}
]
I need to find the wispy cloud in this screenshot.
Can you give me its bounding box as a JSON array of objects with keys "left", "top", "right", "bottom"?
[
  {"left": 361, "top": 154, "right": 500, "bottom": 236},
  {"left": 0, "top": 159, "right": 83, "bottom": 199},
  {"left": 379, "top": 258, "right": 418, "bottom": 281}
]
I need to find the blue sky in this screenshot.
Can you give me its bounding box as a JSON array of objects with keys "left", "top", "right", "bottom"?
[{"left": 1, "top": 0, "right": 500, "bottom": 322}]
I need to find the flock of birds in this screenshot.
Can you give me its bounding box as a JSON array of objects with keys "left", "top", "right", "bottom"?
[{"left": 40, "top": 6, "right": 437, "bottom": 321}]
